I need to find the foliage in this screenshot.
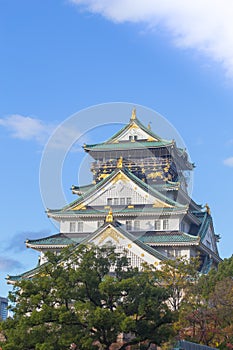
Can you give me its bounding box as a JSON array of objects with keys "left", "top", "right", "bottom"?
[
  {"left": 177, "top": 255, "right": 233, "bottom": 349},
  {"left": 0, "top": 245, "right": 175, "bottom": 350},
  {"left": 158, "top": 256, "right": 200, "bottom": 311},
  {"left": 2, "top": 247, "right": 233, "bottom": 350}
]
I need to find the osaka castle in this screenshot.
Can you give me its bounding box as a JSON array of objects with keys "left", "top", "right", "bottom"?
[{"left": 7, "top": 109, "right": 221, "bottom": 284}]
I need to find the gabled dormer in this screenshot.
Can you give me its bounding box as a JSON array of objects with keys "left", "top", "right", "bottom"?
[
  {"left": 83, "top": 109, "right": 193, "bottom": 185},
  {"left": 107, "top": 108, "right": 162, "bottom": 143}
]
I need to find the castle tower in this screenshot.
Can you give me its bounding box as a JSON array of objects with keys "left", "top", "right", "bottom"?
[{"left": 7, "top": 110, "right": 221, "bottom": 284}]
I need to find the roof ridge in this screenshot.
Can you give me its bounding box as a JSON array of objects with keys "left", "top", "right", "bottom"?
[
  {"left": 84, "top": 114, "right": 171, "bottom": 146},
  {"left": 48, "top": 167, "right": 186, "bottom": 214}
]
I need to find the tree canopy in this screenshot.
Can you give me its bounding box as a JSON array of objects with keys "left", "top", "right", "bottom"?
[
  {"left": 177, "top": 255, "right": 233, "bottom": 349},
  {"left": 0, "top": 245, "right": 175, "bottom": 350},
  {"left": 1, "top": 247, "right": 233, "bottom": 350}
]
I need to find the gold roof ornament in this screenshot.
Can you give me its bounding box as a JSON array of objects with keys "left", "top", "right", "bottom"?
[
  {"left": 117, "top": 156, "right": 123, "bottom": 168},
  {"left": 106, "top": 208, "right": 113, "bottom": 223},
  {"left": 130, "top": 108, "right": 136, "bottom": 120},
  {"left": 205, "top": 203, "right": 211, "bottom": 215},
  {"left": 148, "top": 122, "right": 151, "bottom": 130}
]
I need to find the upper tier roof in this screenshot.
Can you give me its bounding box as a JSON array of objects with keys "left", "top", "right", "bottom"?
[
  {"left": 84, "top": 140, "right": 173, "bottom": 151},
  {"left": 83, "top": 109, "right": 171, "bottom": 150},
  {"left": 83, "top": 109, "right": 193, "bottom": 170},
  {"left": 104, "top": 108, "right": 169, "bottom": 143}
]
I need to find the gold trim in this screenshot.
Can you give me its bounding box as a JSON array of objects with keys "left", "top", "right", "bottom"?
[
  {"left": 131, "top": 108, "right": 136, "bottom": 120},
  {"left": 153, "top": 201, "right": 172, "bottom": 208},
  {"left": 105, "top": 208, "right": 113, "bottom": 223},
  {"left": 98, "top": 227, "right": 124, "bottom": 244},
  {"left": 72, "top": 204, "right": 86, "bottom": 210},
  {"left": 117, "top": 156, "right": 123, "bottom": 168},
  {"left": 129, "top": 122, "right": 139, "bottom": 129},
  {"left": 147, "top": 136, "right": 156, "bottom": 141},
  {"left": 205, "top": 203, "right": 211, "bottom": 215},
  {"left": 110, "top": 172, "right": 130, "bottom": 184}
]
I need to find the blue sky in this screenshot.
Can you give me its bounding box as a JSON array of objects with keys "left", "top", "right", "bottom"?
[{"left": 1, "top": 0, "right": 233, "bottom": 296}]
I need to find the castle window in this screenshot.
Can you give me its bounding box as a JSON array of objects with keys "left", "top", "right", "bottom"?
[
  {"left": 107, "top": 198, "right": 113, "bottom": 205},
  {"left": 120, "top": 198, "right": 125, "bottom": 205},
  {"left": 129, "top": 135, "right": 133, "bottom": 141},
  {"left": 97, "top": 221, "right": 104, "bottom": 228},
  {"left": 78, "top": 222, "right": 83, "bottom": 232},
  {"left": 134, "top": 220, "right": 140, "bottom": 231},
  {"left": 114, "top": 198, "right": 119, "bottom": 205},
  {"left": 70, "top": 222, "right": 76, "bottom": 233},
  {"left": 126, "top": 220, "right": 132, "bottom": 231},
  {"left": 126, "top": 197, "right": 132, "bottom": 205},
  {"left": 154, "top": 220, "right": 161, "bottom": 231},
  {"left": 134, "top": 135, "right": 138, "bottom": 140},
  {"left": 175, "top": 250, "right": 182, "bottom": 257},
  {"left": 163, "top": 219, "right": 169, "bottom": 230}
]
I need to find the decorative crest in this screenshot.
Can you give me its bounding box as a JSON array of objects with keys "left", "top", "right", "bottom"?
[
  {"left": 105, "top": 208, "right": 113, "bottom": 223},
  {"left": 205, "top": 203, "right": 211, "bottom": 215},
  {"left": 117, "top": 156, "right": 123, "bottom": 168},
  {"left": 131, "top": 108, "right": 136, "bottom": 120},
  {"left": 148, "top": 122, "right": 151, "bottom": 130}
]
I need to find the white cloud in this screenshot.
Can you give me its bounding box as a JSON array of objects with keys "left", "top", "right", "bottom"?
[
  {"left": 0, "top": 114, "right": 54, "bottom": 144},
  {"left": 46, "top": 124, "right": 83, "bottom": 151},
  {"left": 0, "top": 114, "right": 85, "bottom": 153},
  {"left": 223, "top": 157, "right": 233, "bottom": 167},
  {"left": 0, "top": 256, "right": 23, "bottom": 271},
  {"left": 70, "top": 0, "right": 233, "bottom": 77}
]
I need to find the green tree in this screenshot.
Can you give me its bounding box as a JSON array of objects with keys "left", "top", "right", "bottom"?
[
  {"left": 158, "top": 256, "right": 200, "bottom": 311},
  {"left": 177, "top": 256, "right": 233, "bottom": 349},
  {"left": 0, "top": 245, "right": 175, "bottom": 350}
]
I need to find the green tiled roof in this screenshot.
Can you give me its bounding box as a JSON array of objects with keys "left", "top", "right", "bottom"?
[
  {"left": 26, "top": 233, "right": 83, "bottom": 247},
  {"left": 140, "top": 232, "right": 199, "bottom": 244},
  {"left": 7, "top": 264, "right": 45, "bottom": 282},
  {"left": 49, "top": 206, "right": 186, "bottom": 218},
  {"left": 195, "top": 212, "right": 212, "bottom": 241},
  {"left": 84, "top": 140, "right": 173, "bottom": 151},
  {"left": 72, "top": 184, "right": 93, "bottom": 193},
  {"left": 7, "top": 221, "right": 168, "bottom": 283},
  {"left": 48, "top": 167, "right": 186, "bottom": 214}
]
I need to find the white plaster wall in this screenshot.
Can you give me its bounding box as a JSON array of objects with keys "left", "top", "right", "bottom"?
[
  {"left": 61, "top": 217, "right": 180, "bottom": 233},
  {"left": 88, "top": 180, "right": 154, "bottom": 206},
  {"left": 117, "top": 128, "right": 152, "bottom": 142}
]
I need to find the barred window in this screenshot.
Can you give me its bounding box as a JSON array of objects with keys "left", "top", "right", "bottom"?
[
  {"left": 154, "top": 220, "right": 161, "bottom": 231},
  {"left": 120, "top": 198, "right": 125, "bottom": 205},
  {"left": 126, "top": 220, "right": 132, "bottom": 231},
  {"left": 78, "top": 221, "right": 84, "bottom": 232},
  {"left": 70, "top": 222, "right": 76, "bottom": 233},
  {"left": 126, "top": 197, "right": 132, "bottom": 205},
  {"left": 134, "top": 220, "right": 140, "bottom": 231},
  {"left": 107, "top": 198, "right": 113, "bottom": 205},
  {"left": 163, "top": 219, "right": 169, "bottom": 230}
]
